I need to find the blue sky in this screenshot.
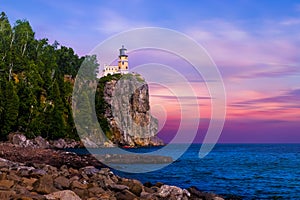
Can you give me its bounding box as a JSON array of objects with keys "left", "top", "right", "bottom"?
[
  {"left": 2, "top": 0, "right": 300, "bottom": 142},
  {"left": 3, "top": 0, "right": 300, "bottom": 55}
]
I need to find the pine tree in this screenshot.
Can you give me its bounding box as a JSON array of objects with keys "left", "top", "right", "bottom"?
[
  {"left": 0, "top": 12, "right": 89, "bottom": 140},
  {"left": 47, "top": 81, "right": 66, "bottom": 139},
  {"left": 2, "top": 81, "right": 19, "bottom": 137}
]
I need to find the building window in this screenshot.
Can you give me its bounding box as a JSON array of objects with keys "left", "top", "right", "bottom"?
[{"left": 122, "top": 61, "right": 124, "bottom": 65}]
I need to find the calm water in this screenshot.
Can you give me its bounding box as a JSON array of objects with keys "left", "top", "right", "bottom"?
[{"left": 72, "top": 144, "right": 300, "bottom": 199}]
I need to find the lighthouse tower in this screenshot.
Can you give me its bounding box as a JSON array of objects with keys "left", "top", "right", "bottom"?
[
  {"left": 102, "top": 45, "right": 129, "bottom": 77},
  {"left": 118, "top": 45, "right": 129, "bottom": 74}
]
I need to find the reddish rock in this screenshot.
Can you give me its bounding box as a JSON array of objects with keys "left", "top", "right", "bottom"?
[
  {"left": 22, "top": 177, "right": 38, "bottom": 187},
  {"left": 0, "top": 179, "right": 14, "bottom": 189},
  {"left": 7, "top": 171, "right": 21, "bottom": 182},
  {"left": 0, "top": 190, "right": 16, "bottom": 199},
  {"left": 0, "top": 143, "right": 104, "bottom": 169},
  {"left": 15, "top": 192, "right": 46, "bottom": 200},
  {"left": 97, "top": 191, "right": 116, "bottom": 200},
  {"left": 33, "top": 174, "right": 58, "bottom": 194},
  {"left": 71, "top": 180, "right": 88, "bottom": 190},
  {"left": 54, "top": 176, "right": 70, "bottom": 189},
  {"left": 72, "top": 188, "right": 89, "bottom": 199},
  {"left": 0, "top": 172, "right": 7, "bottom": 180},
  {"left": 88, "top": 186, "right": 105, "bottom": 197},
  {"left": 45, "top": 190, "right": 82, "bottom": 200},
  {"left": 115, "top": 189, "right": 138, "bottom": 200},
  {"left": 110, "top": 184, "right": 129, "bottom": 191},
  {"left": 119, "top": 179, "right": 143, "bottom": 196}
]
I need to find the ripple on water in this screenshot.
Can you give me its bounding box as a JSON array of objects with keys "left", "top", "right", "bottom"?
[{"left": 69, "top": 144, "right": 300, "bottom": 199}]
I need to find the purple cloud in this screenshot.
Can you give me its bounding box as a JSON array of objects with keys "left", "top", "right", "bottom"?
[
  {"left": 151, "top": 94, "right": 211, "bottom": 100},
  {"left": 230, "top": 88, "right": 300, "bottom": 109}
]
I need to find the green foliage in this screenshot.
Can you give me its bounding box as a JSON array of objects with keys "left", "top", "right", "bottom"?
[
  {"left": 1, "top": 82, "right": 19, "bottom": 138},
  {"left": 56, "top": 45, "right": 84, "bottom": 77},
  {"left": 0, "top": 12, "right": 98, "bottom": 140},
  {"left": 122, "top": 73, "right": 145, "bottom": 83},
  {"left": 95, "top": 74, "right": 122, "bottom": 139}
]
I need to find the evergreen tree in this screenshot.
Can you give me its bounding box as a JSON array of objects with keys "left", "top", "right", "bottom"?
[
  {"left": 0, "top": 12, "right": 93, "bottom": 140},
  {"left": 47, "top": 81, "right": 66, "bottom": 139},
  {"left": 1, "top": 81, "right": 19, "bottom": 138},
  {"left": 0, "top": 12, "right": 13, "bottom": 66}
]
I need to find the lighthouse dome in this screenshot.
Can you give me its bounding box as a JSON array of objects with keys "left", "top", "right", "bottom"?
[{"left": 119, "top": 45, "right": 127, "bottom": 56}]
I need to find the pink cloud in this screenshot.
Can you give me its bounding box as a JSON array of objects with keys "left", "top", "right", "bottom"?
[
  {"left": 186, "top": 19, "right": 300, "bottom": 80},
  {"left": 228, "top": 89, "right": 300, "bottom": 121},
  {"left": 234, "top": 64, "right": 299, "bottom": 79}
]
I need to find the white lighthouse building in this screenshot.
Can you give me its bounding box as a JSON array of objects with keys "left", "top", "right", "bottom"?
[{"left": 103, "top": 45, "right": 129, "bottom": 76}]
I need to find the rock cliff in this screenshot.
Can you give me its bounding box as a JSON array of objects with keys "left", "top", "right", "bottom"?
[{"left": 96, "top": 73, "right": 164, "bottom": 147}]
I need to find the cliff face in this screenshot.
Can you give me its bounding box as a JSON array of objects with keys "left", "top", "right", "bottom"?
[{"left": 98, "top": 74, "right": 164, "bottom": 147}]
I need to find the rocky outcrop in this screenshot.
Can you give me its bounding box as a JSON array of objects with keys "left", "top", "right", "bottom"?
[
  {"left": 94, "top": 154, "right": 173, "bottom": 164},
  {"left": 4, "top": 133, "right": 172, "bottom": 165},
  {"left": 0, "top": 155, "right": 228, "bottom": 200},
  {"left": 51, "top": 138, "right": 81, "bottom": 149},
  {"left": 7, "top": 132, "right": 81, "bottom": 149},
  {"left": 100, "top": 74, "right": 164, "bottom": 147},
  {"left": 0, "top": 143, "right": 104, "bottom": 169}
]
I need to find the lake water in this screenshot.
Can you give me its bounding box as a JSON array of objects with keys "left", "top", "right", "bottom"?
[{"left": 71, "top": 144, "right": 300, "bottom": 199}]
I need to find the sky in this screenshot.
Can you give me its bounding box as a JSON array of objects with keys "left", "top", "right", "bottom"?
[{"left": 2, "top": 0, "right": 300, "bottom": 143}]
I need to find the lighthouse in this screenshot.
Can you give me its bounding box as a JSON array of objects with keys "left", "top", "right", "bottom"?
[
  {"left": 103, "top": 45, "right": 129, "bottom": 76},
  {"left": 118, "top": 45, "right": 129, "bottom": 74}
]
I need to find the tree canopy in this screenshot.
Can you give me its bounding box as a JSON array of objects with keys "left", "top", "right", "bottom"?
[{"left": 0, "top": 12, "right": 98, "bottom": 140}]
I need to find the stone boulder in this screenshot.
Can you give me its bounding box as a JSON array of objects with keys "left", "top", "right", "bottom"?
[
  {"left": 8, "top": 132, "right": 27, "bottom": 147},
  {"left": 51, "top": 138, "right": 67, "bottom": 149},
  {"left": 119, "top": 178, "right": 143, "bottom": 196},
  {"left": 64, "top": 139, "right": 81, "bottom": 148},
  {"left": 0, "top": 179, "right": 14, "bottom": 190},
  {"left": 80, "top": 166, "right": 100, "bottom": 177},
  {"left": 115, "top": 189, "right": 137, "bottom": 200},
  {"left": 81, "top": 137, "right": 99, "bottom": 148},
  {"left": 33, "top": 174, "right": 58, "bottom": 194},
  {"left": 149, "top": 136, "right": 164, "bottom": 146},
  {"left": 0, "top": 190, "right": 16, "bottom": 199},
  {"left": 45, "top": 190, "right": 82, "bottom": 200},
  {"left": 188, "top": 186, "right": 225, "bottom": 200},
  {"left": 54, "top": 176, "right": 70, "bottom": 189},
  {"left": 158, "top": 185, "right": 190, "bottom": 200},
  {"left": 34, "top": 136, "right": 50, "bottom": 149},
  {"left": 0, "top": 157, "right": 20, "bottom": 168}
]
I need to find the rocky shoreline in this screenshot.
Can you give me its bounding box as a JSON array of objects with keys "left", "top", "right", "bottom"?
[
  {"left": 0, "top": 145, "right": 227, "bottom": 200},
  {"left": 6, "top": 132, "right": 82, "bottom": 149},
  {"left": 0, "top": 143, "right": 104, "bottom": 170},
  {"left": 0, "top": 155, "right": 228, "bottom": 200},
  {"left": 0, "top": 134, "right": 241, "bottom": 200}
]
